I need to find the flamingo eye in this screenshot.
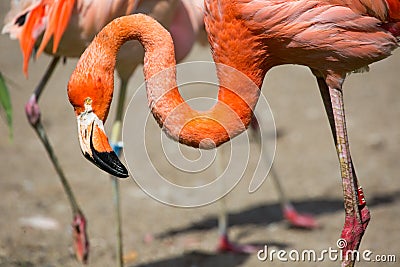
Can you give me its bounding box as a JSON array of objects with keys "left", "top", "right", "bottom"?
[
  {"left": 84, "top": 97, "right": 92, "bottom": 105},
  {"left": 83, "top": 97, "right": 93, "bottom": 113}
]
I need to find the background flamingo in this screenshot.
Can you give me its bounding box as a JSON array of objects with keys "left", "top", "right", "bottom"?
[
  {"left": 3, "top": 0, "right": 205, "bottom": 264},
  {"left": 67, "top": 0, "right": 400, "bottom": 265},
  {"left": 216, "top": 117, "right": 317, "bottom": 253}
]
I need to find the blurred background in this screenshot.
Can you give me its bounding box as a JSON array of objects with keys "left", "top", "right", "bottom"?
[{"left": 0, "top": 1, "right": 399, "bottom": 266}]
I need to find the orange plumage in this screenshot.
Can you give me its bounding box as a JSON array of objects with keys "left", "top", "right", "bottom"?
[{"left": 387, "top": 0, "right": 400, "bottom": 19}]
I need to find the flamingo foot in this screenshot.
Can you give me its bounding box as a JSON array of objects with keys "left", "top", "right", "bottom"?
[
  {"left": 217, "top": 234, "right": 260, "bottom": 254},
  {"left": 338, "top": 214, "right": 369, "bottom": 267},
  {"left": 339, "top": 187, "right": 370, "bottom": 266},
  {"left": 72, "top": 212, "right": 89, "bottom": 264},
  {"left": 283, "top": 204, "right": 318, "bottom": 229},
  {"left": 25, "top": 95, "right": 40, "bottom": 126}
]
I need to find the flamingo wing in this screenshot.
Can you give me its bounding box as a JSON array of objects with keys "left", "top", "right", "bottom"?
[
  {"left": 2, "top": 0, "right": 76, "bottom": 76},
  {"left": 2, "top": 0, "right": 141, "bottom": 76},
  {"left": 321, "top": 0, "right": 400, "bottom": 21},
  {"left": 3, "top": 1, "right": 46, "bottom": 75},
  {"left": 239, "top": 1, "right": 400, "bottom": 23},
  {"left": 237, "top": 0, "right": 398, "bottom": 73},
  {"left": 36, "top": 0, "right": 76, "bottom": 56}
]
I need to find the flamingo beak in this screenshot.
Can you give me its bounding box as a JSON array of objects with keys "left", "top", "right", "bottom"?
[{"left": 77, "top": 101, "right": 129, "bottom": 178}]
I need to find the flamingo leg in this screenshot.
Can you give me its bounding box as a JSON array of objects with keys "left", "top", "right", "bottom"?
[
  {"left": 215, "top": 146, "right": 259, "bottom": 254},
  {"left": 316, "top": 75, "right": 370, "bottom": 267},
  {"left": 216, "top": 115, "right": 317, "bottom": 254},
  {"left": 217, "top": 200, "right": 260, "bottom": 253},
  {"left": 249, "top": 118, "right": 318, "bottom": 229},
  {"left": 111, "top": 175, "right": 124, "bottom": 267},
  {"left": 269, "top": 166, "right": 318, "bottom": 229},
  {"left": 109, "top": 78, "right": 130, "bottom": 267},
  {"left": 25, "top": 56, "right": 89, "bottom": 263}
]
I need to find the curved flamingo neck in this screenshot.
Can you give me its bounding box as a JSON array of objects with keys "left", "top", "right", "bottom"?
[{"left": 68, "top": 14, "right": 261, "bottom": 148}]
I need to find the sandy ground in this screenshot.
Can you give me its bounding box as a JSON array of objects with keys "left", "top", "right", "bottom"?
[{"left": 0, "top": 2, "right": 399, "bottom": 267}]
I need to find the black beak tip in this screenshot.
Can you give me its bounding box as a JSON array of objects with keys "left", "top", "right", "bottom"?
[{"left": 84, "top": 149, "right": 129, "bottom": 178}]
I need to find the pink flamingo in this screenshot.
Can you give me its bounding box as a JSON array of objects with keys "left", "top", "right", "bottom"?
[
  {"left": 3, "top": 0, "right": 204, "bottom": 264},
  {"left": 67, "top": 0, "right": 400, "bottom": 265},
  {"left": 4, "top": 0, "right": 317, "bottom": 258}
]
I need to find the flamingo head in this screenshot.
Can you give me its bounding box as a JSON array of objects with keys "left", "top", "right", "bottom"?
[
  {"left": 67, "top": 45, "right": 129, "bottom": 178},
  {"left": 75, "top": 97, "right": 129, "bottom": 178}
]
